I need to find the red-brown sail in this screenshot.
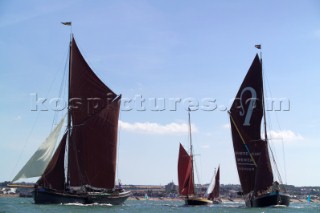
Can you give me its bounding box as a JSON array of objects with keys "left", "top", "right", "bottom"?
[
  {"left": 229, "top": 54, "right": 273, "bottom": 195},
  {"left": 69, "top": 96, "right": 120, "bottom": 188},
  {"left": 178, "top": 143, "right": 194, "bottom": 196},
  {"left": 37, "top": 133, "right": 67, "bottom": 191},
  {"left": 254, "top": 141, "right": 273, "bottom": 194},
  {"left": 208, "top": 166, "right": 220, "bottom": 200},
  {"left": 69, "top": 38, "right": 117, "bottom": 125},
  {"left": 68, "top": 38, "right": 120, "bottom": 189}
]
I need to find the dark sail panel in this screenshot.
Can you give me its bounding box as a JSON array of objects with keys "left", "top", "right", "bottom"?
[
  {"left": 178, "top": 143, "right": 194, "bottom": 196},
  {"left": 229, "top": 54, "right": 273, "bottom": 194},
  {"left": 69, "top": 96, "right": 120, "bottom": 188},
  {"left": 69, "top": 38, "right": 117, "bottom": 126},
  {"left": 254, "top": 141, "right": 273, "bottom": 194},
  {"left": 208, "top": 166, "right": 220, "bottom": 200},
  {"left": 37, "top": 133, "right": 67, "bottom": 191},
  {"left": 68, "top": 37, "right": 121, "bottom": 189}
]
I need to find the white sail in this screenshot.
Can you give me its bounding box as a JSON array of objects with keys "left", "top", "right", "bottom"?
[
  {"left": 12, "top": 117, "right": 65, "bottom": 182},
  {"left": 206, "top": 172, "right": 216, "bottom": 195}
]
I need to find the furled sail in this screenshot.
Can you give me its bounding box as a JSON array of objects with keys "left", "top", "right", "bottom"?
[
  {"left": 12, "top": 117, "right": 65, "bottom": 182},
  {"left": 178, "top": 143, "right": 194, "bottom": 196},
  {"left": 207, "top": 166, "right": 220, "bottom": 200},
  {"left": 68, "top": 38, "right": 120, "bottom": 189},
  {"left": 229, "top": 54, "right": 273, "bottom": 194}
]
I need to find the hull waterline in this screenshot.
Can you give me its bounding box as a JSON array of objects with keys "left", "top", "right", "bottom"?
[
  {"left": 185, "top": 197, "right": 213, "bottom": 206},
  {"left": 33, "top": 188, "right": 131, "bottom": 205},
  {"left": 245, "top": 192, "right": 290, "bottom": 207}
]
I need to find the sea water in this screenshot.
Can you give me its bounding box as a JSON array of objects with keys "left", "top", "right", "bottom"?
[{"left": 0, "top": 197, "right": 319, "bottom": 213}]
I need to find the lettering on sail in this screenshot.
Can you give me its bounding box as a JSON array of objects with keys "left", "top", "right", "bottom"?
[
  {"left": 239, "top": 87, "right": 257, "bottom": 126},
  {"left": 235, "top": 151, "right": 260, "bottom": 171}
]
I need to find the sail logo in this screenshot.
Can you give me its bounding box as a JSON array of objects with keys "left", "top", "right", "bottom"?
[{"left": 239, "top": 87, "right": 257, "bottom": 126}]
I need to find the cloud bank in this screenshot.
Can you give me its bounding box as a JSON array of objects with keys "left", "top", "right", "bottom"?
[
  {"left": 119, "top": 120, "right": 198, "bottom": 135},
  {"left": 222, "top": 123, "right": 231, "bottom": 129},
  {"left": 268, "top": 130, "right": 304, "bottom": 142},
  {"left": 222, "top": 124, "right": 304, "bottom": 143}
]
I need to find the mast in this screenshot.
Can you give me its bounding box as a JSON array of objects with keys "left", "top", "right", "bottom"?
[
  {"left": 257, "top": 45, "right": 268, "bottom": 141},
  {"left": 66, "top": 33, "right": 73, "bottom": 188},
  {"left": 188, "top": 108, "right": 195, "bottom": 196}
]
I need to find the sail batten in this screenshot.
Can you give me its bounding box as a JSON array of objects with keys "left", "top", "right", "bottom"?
[
  {"left": 229, "top": 54, "right": 273, "bottom": 195},
  {"left": 12, "top": 117, "right": 65, "bottom": 182}
]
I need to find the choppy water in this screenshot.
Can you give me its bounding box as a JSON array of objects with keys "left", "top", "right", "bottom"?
[{"left": 0, "top": 197, "right": 319, "bottom": 213}]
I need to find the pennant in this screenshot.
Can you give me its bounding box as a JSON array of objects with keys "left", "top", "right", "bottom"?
[
  {"left": 255, "top": 44, "right": 261, "bottom": 49},
  {"left": 61, "top": 22, "right": 72, "bottom": 26}
]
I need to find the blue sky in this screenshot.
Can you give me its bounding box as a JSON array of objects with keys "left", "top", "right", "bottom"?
[{"left": 1, "top": 0, "right": 320, "bottom": 187}]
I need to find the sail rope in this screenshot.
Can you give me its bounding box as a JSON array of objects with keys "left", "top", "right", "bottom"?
[
  {"left": 11, "top": 44, "right": 70, "bottom": 182},
  {"left": 10, "top": 111, "right": 41, "bottom": 181},
  {"left": 116, "top": 106, "right": 122, "bottom": 186},
  {"left": 193, "top": 153, "right": 202, "bottom": 194},
  {"left": 54, "top": 45, "right": 69, "bottom": 187},
  {"left": 228, "top": 112, "right": 257, "bottom": 167},
  {"left": 187, "top": 112, "right": 206, "bottom": 195},
  {"left": 268, "top": 145, "right": 285, "bottom": 186},
  {"left": 51, "top": 49, "right": 69, "bottom": 130},
  {"left": 262, "top": 62, "right": 288, "bottom": 191}
]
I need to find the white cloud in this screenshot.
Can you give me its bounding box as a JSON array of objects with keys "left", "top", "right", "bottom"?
[
  {"left": 222, "top": 123, "right": 230, "bottom": 129},
  {"left": 119, "top": 120, "right": 197, "bottom": 135},
  {"left": 268, "top": 130, "right": 304, "bottom": 142}
]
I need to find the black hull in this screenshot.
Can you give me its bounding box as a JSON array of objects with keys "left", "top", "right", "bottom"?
[
  {"left": 185, "top": 197, "right": 213, "bottom": 206},
  {"left": 33, "top": 188, "right": 131, "bottom": 205},
  {"left": 245, "top": 192, "right": 290, "bottom": 207},
  {"left": 87, "top": 191, "right": 132, "bottom": 205},
  {"left": 212, "top": 200, "right": 221, "bottom": 204}
]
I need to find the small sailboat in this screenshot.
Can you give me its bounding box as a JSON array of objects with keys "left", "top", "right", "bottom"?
[
  {"left": 12, "top": 34, "right": 131, "bottom": 205},
  {"left": 177, "top": 109, "right": 213, "bottom": 206},
  {"left": 206, "top": 166, "right": 221, "bottom": 204},
  {"left": 228, "top": 52, "right": 290, "bottom": 207}
]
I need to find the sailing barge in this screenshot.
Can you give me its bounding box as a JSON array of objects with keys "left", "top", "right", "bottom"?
[
  {"left": 13, "top": 35, "right": 131, "bottom": 205},
  {"left": 229, "top": 53, "right": 290, "bottom": 207}
]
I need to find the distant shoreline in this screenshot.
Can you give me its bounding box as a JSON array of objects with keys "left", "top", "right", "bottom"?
[
  {"left": 0, "top": 194, "right": 19, "bottom": 198},
  {"left": 1, "top": 194, "right": 318, "bottom": 204}
]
